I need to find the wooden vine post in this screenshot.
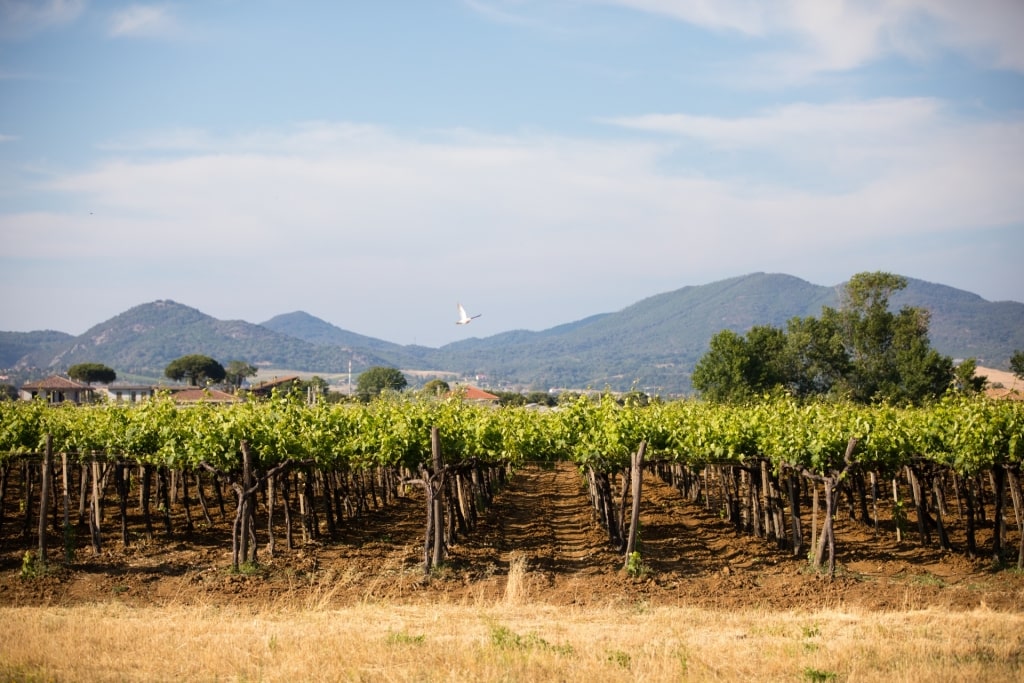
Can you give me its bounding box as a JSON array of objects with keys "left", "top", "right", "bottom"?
[
  {"left": 1005, "top": 466, "right": 1024, "bottom": 569},
  {"left": 89, "top": 456, "right": 102, "bottom": 554},
  {"left": 408, "top": 426, "right": 448, "bottom": 575},
  {"left": 61, "top": 449, "right": 71, "bottom": 562},
  {"left": 623, "top": 440, "right": 646, "bottom": 568},
  {"left": 37, "top": 434, "right": 53, "bottom": 567},
  {"left": 786, "top": 470, "right": 803, "bottom": 557},
  {"left": 431, "top": 426, "right": 445, "bottom": 570}
]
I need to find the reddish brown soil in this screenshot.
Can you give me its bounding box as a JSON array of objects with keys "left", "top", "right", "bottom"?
[{"left": 2, "top": 463, "right": 1022, "bottom": 611}]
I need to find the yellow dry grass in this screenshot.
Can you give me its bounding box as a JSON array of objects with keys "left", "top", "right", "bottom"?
[
  {"left": 977, "top": 365, "right": 1024, "bottom": 400},
  {"left": 1, "top": 600, "right": 1021, "bottom": 682},
  {"left": 976, "top": 366, "right": 1021, "bottom": 388}
]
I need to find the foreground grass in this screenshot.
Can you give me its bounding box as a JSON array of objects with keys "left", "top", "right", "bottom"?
[{"left": 2, "top": 600, "right": 1022, "bottom": 683}]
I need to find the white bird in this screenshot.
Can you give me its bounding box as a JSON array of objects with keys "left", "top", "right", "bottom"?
[{"left": 456, "top": 302, "right": 481, "bottom": 325}]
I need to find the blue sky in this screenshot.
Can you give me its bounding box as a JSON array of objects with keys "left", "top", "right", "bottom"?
[{"left": 2, "top": 1, "right": 1022, "bottom": 348}]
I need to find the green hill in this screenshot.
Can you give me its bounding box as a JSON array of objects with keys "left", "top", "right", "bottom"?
[
  {"left": 3, "top": 274, "right": 1021, "bottom": 394},
  {"left": 6, "top": 300, "right": 392, "bottom": 381}
]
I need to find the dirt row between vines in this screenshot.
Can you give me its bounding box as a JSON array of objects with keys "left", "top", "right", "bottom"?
[{"left": 2, "top": 462, "right": 1023, "bottom": 611}]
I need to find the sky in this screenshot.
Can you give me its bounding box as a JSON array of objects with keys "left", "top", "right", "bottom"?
[{"left": 2, "top": 0, "right": 1023, "bottom": 348}]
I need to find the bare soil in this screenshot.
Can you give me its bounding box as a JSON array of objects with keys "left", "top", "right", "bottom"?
[{"left": 2, "top": 462, "right": 1022, "bottom": 611}]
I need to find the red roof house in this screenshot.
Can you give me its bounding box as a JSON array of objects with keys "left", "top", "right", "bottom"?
[{"left": 450, "top": 385, "right": 500, "bottom": 403}]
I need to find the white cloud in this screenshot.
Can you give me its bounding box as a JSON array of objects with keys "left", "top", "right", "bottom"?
[
  {"left": 916, "top": 0, "right": 1024, "bottom": 72},
  {"left": 0, "top": 0, "right": 85, "bottom": 40},
  {"left": 605, "top": 98, "right": 942, "bottom": 148},
  {"left": 96, "top": 127, "right": 216, "bottom": 152},
  {"left": 0, "top": 133, "right": 19, "bottom": 142},
  {"left": 587, "top": 0, "right": 1024, "bottom": 78},
  {"left": 108, "top": 4, "right": 178, "bottom": 38},
  {"left": 4, "top": 95, "right": 1022, "bottom": 341},
  {"left": 605, "top": 97, "right": 1024, "bottom": 214},
  {"left": 591, "top": 0, "right": 771, "bottom": 35}
]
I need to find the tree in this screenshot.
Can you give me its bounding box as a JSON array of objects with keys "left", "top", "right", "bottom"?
[
  {"left": 68, "top": 363, "right": 117, "bottom": 385},
  {"left": 743, "top": 325, "right": 788, "bottom": 391},
  {"left": 952, "top": 358, "right": 987, "bottom": 394},
  {"left": 524, "top": 391, "right": 557, "bottom": 407},
  {"left": 224, "top": 361, "right": 258, "bottom": 390},
  {"left": 782, "top": 315, "right": 849, "bottom": 398},
  {"left": 355, "top": 366, "right": 407, "bottom": 401},
  {"left": 830, "top": 271, "right": 952, "bottom": 404},
  {"left": 891, "top": 309, "right": 954, "bottom": 401},
  {"left": 164, "top": 355, "right": 227, "bottom": 386},
  {"left": 691, "top": 330, "right": 753, "bottom": 403},
  {"left": 421, "top": 379, "right": 451, "bottom": 398},
  {"left": 691, "top": 271, "right": 952, "bottom": 404},
  {"left": 692, "top": 326, "right": 790, "bottom": 402},
  {"left": 1011, "top": 350, "right": 1024, "bottom": 381},
  {"left": 492, "top": 390, "right": 526, "bottom": 406},
  {"left": 294, "top": 376, "right": 330, "bottom": 403},
  {"left": 832, "top": 271, "right": 907, "bottom": 401},
  {"left": 306, "top": 375, "right": 329, "bottom": 394}
]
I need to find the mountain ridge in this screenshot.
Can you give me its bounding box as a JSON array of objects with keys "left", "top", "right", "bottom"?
[{"left": 3, "top": 273, "right": 1021, "bottom": 393}]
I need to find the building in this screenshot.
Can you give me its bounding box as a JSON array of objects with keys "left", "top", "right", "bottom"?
[
  {"left": 19, "top": 376, "right": 94, "bottom": 404},
  {"left": 247, "top": 375, "right": 301, "bottom": 398},
  {"left": 94, "top": 384, "right": 164, "bottom": 404},
  {"left": 451, "top": 385, "right": 500, "bottom": 404}
]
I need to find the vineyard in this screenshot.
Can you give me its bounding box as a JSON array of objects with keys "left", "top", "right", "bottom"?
[{"left": 1, "top": 393, "right": 1023, "bottom": 610}]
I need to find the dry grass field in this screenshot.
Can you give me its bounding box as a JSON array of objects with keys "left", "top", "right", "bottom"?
[
  {"left": 978, "top": 365, "right": 1024, "bottom": 400},
  {"left": 2, "top": 462, "right": 1023, "bottom": 681},
  {"left": 2, "top": 601, "right": 1022, "bottom": 682}
]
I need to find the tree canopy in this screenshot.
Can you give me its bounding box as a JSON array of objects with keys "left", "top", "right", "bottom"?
[
  {"left": 224, "top": 360, "right": 258, "bottom": 389},
  {"left": 164, "top": 355, "right": 227, "bottom": 386},
  {"left": 952, "top": 358, "right": 987, "bottom": 395},
  {"left": 691, "top": 329, "right": 752, "bottom": 403},
  {"left": 355, "top": 366, "right": 407, "bottom": 401},
  {"left": 421, "top": 379, "right": 450, "bottom": 398},
  {"left": 68, "top": 363, "right": 117, "bottom": 385},
  {"left": 692, "top": 271, "right": 954, "bottom": 405},
  {"left": 1011, "top": 350, "right": 1024, "bottom": 381}
]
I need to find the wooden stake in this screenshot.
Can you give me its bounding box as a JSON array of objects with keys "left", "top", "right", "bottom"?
[
  {"left": 624, "top": 441, "right": 647, "bottom": 568},
  {"left": 37, "top": 435, "right": 52, "bottom": 567}
]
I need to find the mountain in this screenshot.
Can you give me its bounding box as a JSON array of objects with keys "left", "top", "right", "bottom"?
[
  {"left": 259, "top": 311, "right": 433, "bottom": 368},
  {"left": 3, "top": 274, "right": 1021, "bottom": 393},
  {"left": 890, "top": 280, "right": 1024, "bottom": 365},
  {"left": 421, "top": 273, "right": 837, "bottom": 391},
  {"left": 4, "top": 300, "right": 392, "bottom": 379},
  {"left": 260, "top": 311, "right": 389, "bottom": 349},
  {"left": 0, "top": 330, "right": 75, "bottom": 368}
]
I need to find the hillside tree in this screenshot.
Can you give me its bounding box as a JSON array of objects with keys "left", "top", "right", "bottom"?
[
  {"left": 224, "top": 360, "right": 258, "bottom": 389},
  {"left": 68, "top": 363, "right": 117, "bottom": 385},
  {"left": 952, "top": 358, "right": 987, "bottom": 394},
  {"left": 525, "top": 391, "right": 557, "bottom": 407},
  {"left": 164, "top": 355, "right": 226, "bottom": 386},
  {"left": 293, "top": 376, "right": 330, "bottom": 402},
  {"left": 421, "top": 379, "right": 450, "bottom": 398},
  {"left": 781, "top": 315, "right": 849, "bottom": 398},
  {"left": 1011, "top": 350, "right": 1024, "bottom": 381},
  {"left": 692, "top": 271, "right": 954, "bottom": 404},
  {"left": 356, "top": 366, "right": 407, "bottom": 401},
  {"left": 691, "top": 329, "right": 756, "bottom": 403},
  {"left": 826, "top": 271, "right": 952, "bottom": 403}
]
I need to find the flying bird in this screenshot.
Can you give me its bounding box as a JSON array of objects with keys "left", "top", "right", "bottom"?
[{"left": 456, "top": 302, "right": 481, "bottom": 325}]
